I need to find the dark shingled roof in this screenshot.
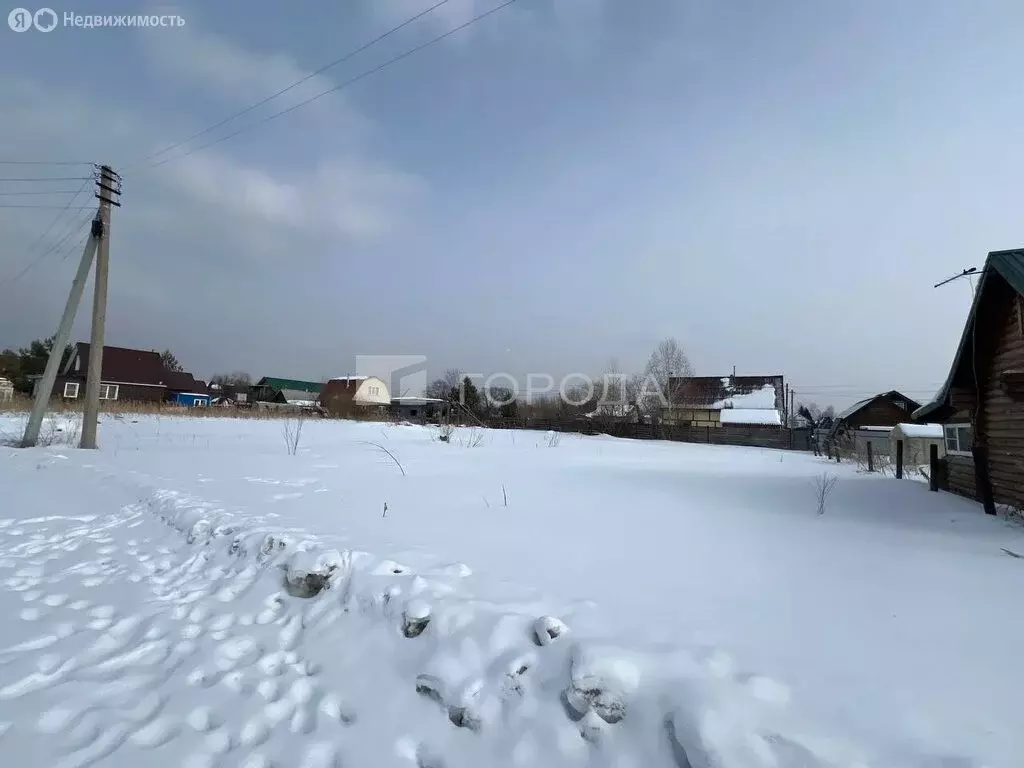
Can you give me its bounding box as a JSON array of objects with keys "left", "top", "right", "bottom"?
[{"left": 67, "top": 343, "right": 169, "bottom": 386}]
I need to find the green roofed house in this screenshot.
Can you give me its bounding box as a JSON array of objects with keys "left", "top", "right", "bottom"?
[
  {"left": 913, "top": 249, "right": 1024, "bottom": 513},
  {"left": 251, "top": 377, "right": 324, "bottom": 407}
]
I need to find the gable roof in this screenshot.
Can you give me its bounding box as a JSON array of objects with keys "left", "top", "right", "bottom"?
[
  {"left": 65, "top": 343, "right": 169, "bottom": 386},
  {"left": 164, "top": 371, "right": 206, "bottom": 393},
  {"left": 914, "top": 249, "right": 1024, "bottom": 420},
  {"left": 255, "top": 377, "right": 323, "bottom": 394},
  {"left": 834, "top": 391, "right": 921, "bottom": 422}
]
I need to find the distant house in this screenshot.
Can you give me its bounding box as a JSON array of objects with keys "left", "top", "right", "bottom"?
[
  {"left": 391, "top": 396, "right": 449, "bottom": 423},
  {"left": 251, "top": 377, "right": 324, "bottom": 406},
  {"left": 319, "top": 376, "right": 390, "bottom": 417},
  {"left": 164, "top": 371, "right": 210, "bottom": 408},
  {"left": 826, "top": 391, "right": 921, "bottom": 449},
  {"left": 37, "top": 343, "right": 170, "bottom": 403},
  {"left": 665, "top": 374, "right": 784, "bottom": 427},
  {"left": 913, "top": 248, "right": 1024, "bottom": 511}
]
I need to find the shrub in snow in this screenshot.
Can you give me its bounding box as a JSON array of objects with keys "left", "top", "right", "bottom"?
[
  {"left": 532, "top": 615, "right": 569, "bottom": 646},
  {"left": 546, "top": 430, "right": 561, "bottom": 448},
  {"left": 281, "top": 414, "right": 305, "bottom": 455},
  {"left": 437, "top": 422, "right": 454, "bottom": 442},
  {"left": 813, "top": 473, "right": 839, "bottom": 515},
  {"left": 457, "top": 428, "right": 485, "bottom": 448},
  {"left": 402, "top": 599, "right": 431, "bottom": 637}
]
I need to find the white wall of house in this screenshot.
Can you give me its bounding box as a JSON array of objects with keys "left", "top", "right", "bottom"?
[{"left": 353, "top": 376, "right": 390, "bottom": 406}]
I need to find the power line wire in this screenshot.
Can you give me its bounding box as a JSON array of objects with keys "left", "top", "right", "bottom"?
[
  {"left": 0, "top": 204, "right": 97, "bottom": 209},
  {"left": 0, "top": 160, "right": 93, "bottom": 166},
  {"left": 148, "top": 0, "right": 519, "bottom": 169},
  {"left": 0, "top": 176, "right": 94, "bottom": 182},
  {"left": 0, "top": 208, "right": 95, "bottom": 290},
  {"left": 16, "top": 176, "right": 93, "bottom": 256},
  {"left": 142, "top": 0, "right": 454, "bottom": 164},
  {"left": 0, "top": 179, "right": 94, "bottom": 290},
  {"left": 0, "top": 190, "right": 87, "bottom": 196}
]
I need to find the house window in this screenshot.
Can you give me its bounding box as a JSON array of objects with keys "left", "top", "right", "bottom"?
[
  {"left": 193, "top": 397, "right": 206, "bottom": 407},
  {"left": 895, "top": 400, "right": 907, "bottom": 410},
  {"left": 63, "top": 381, "right": 79, "bottom": 399},
  {"left": 944, "top": 423, "right": 972, "bottom": 456},
  {"left": 99, "top": 384, "right": 119, "bottom": 401}
]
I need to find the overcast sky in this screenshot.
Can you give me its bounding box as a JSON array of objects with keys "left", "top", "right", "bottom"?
[{"left": 1, "top": 0, "right": 1022, "bottom": 410}]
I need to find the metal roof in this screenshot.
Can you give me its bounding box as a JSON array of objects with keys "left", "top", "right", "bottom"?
[
  {"left": 914, "top": 249, "right": 1024, "bottom": 420},
  {"left": 255, "top": 377, "right": 323, "bottom": 394}
]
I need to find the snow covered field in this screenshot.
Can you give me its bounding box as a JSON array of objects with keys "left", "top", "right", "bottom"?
[{"left": 1, "top": 413, "right": 1022, "bottom": 768}]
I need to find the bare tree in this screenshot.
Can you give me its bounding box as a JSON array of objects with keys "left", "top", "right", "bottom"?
[
  {"left": 640, "top": 337, "right": 693, "bottom": 417},
  {"left": 211, "top": 371, "right": 252, "bottom": 388},
  {"left": 425, "top": 368, "right": 464, "bottom": 400}
]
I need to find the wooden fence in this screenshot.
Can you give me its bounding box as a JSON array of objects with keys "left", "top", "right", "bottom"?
[{"left": 473, "top": 417, "right": 810, "bottom": 451}]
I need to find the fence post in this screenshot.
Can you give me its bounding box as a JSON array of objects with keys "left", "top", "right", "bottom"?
[
  {"left": 895, "top": 440, "right": 904, "bottom": 479},
  {"left": 867, "top": 441, "right": 874, "bottom": 472},
  {"left": 929, "top": 443, "right": 939, "bottom": 492}
]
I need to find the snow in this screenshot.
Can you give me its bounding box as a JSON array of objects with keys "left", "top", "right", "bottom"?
[
  {"left": 328, "top": 376, "right": 369, "bottom": 383},
  {"left": 1, "top": 413, "right": 1022, "bottom": 768},
  {"left": 712, "top": 383, "right": 778, "bottom": 410},
  {"left": 894, "top": 423, "right": 944, "bottom": 439},
  {"left": 719, "top": 408, "right": 782, "bottom": 425}
]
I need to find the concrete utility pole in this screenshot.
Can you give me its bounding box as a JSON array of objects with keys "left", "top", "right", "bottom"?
[
  {"left": 80, "top": 165, "right": 121, "bottom": 449},
  {"left": 21, "top": 223, "right": 101, "bottom": 447}
]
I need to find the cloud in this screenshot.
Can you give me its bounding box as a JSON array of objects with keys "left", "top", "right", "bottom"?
[
  {"left": 0, "top": 22, "right": 426, "bottom": 377},
  {"left": 139, "top": 19, "right": 372, "bottom": 149},
  {"left": 159, "top": 152, "right": 423, "bottom": 240}
]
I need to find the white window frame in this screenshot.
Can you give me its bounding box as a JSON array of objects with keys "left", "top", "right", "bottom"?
[
  {"left": 63, "top": 381, "right": 79, "bottom": 399},
  {"left": 98, "top": 383, "right": 119, "bottom": 401},
  {"left": 944, "top": 422, "right": 972, "bottom": 457}
]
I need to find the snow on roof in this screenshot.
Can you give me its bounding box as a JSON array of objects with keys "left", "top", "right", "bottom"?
[
  {"left": 713, "top": 384, "right": 777, "bottom": 410},
  {"left": 329, "top": 375, "right": 369, "bottom": 383},
  {"left": 894, "top": 423, "right": 943, "bottom": 439},
  {"left": 719, "top": 408, "right": 782, "bottom": 426},
  {"left": 860, "top": 426, "right": 894, "bottom": 432}
]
